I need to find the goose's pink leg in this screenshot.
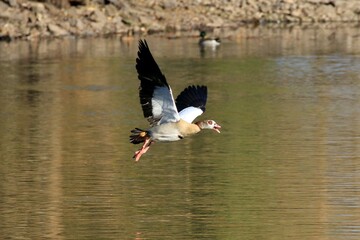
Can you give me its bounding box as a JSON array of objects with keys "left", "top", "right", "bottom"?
[{"left": 133, "top": 138, "right": 152, "bottom": 161}]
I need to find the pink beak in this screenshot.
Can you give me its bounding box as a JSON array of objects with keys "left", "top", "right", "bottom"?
[{"left": 213, "top": 124, "right": 221, "bottom": 133}]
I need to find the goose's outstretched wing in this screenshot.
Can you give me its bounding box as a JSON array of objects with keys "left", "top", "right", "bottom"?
[
  {"left": 175, "top": 85, "right": 207, "bottom": 123},
  {"left": 136, "top": 40, "right": 180, "bottom": 126}
]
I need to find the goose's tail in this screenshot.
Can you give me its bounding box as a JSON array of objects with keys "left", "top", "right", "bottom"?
[{"left": 129, "top": 128, "right": 149, "bottom": 144}]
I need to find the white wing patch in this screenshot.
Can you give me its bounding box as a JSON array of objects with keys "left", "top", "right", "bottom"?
[
  {"left": 179, "top": 106, "right": 204, "bottom": 123},
  {"left": 152, "top": 86, "right": 180, "bottom": 125}
]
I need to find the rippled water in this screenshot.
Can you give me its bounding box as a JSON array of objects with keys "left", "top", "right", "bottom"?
[{"left": 0, "top": 26, "right": 359, "bottom": 239}]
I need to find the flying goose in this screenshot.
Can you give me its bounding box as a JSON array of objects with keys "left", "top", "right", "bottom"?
[{"left": 130, "top": 40, "right": 221, "bottom": 161}]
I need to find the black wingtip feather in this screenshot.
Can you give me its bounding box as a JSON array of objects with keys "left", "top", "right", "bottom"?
[
  {"left": 175, "top": 85, "right": 208, "bottom": 113},
  {"left": 136, "top": 39, "right": 170, "bottom": 121},
  {"left": 136, "top": 40, "right": 168, "bottom": 88}
]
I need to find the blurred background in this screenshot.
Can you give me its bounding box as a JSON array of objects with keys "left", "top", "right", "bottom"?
[{"left": 1, "top": 0, "right": 360, "bottom": 40}]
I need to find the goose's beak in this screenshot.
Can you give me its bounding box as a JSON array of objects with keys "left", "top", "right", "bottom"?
[{"left": 213, "top": 124, "right": 221, "bottom": 133}]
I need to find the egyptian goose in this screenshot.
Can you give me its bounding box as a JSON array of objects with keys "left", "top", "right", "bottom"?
[
  {"left": 130, "top": 40, "right": 221, "bottom": 161},
  {"left": 199, "top": 31, "right": 221, "bottom": 48}
]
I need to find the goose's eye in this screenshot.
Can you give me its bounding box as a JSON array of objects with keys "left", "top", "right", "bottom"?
[{"left": 207, "top": 120, "right": 213, "bottom": 125}]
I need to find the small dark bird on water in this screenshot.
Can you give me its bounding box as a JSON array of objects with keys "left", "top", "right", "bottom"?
[{"left": 199, "top": 31, "right": 221, "bottom": 48}]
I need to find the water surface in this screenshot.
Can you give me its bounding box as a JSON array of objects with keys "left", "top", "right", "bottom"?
[{"left": 0, "top": 26, "right": 359, "bottom": 239}]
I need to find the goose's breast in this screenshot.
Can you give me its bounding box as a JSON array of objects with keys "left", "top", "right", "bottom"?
[{"left": 149, "top": 123, "right": 183, "bottom": 142}]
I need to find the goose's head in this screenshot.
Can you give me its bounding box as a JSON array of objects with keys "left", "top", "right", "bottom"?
[
  {"left": 199, "top": 31, "right": 207, "bottom": 38},
  {"left": 197, "top": 120, "right": 221, "bottom": 133}
]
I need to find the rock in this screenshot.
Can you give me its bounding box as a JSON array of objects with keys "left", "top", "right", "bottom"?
[
  {"left": 44, "top": 2, "right": 59, "bottom": 15},
  {"left": 209, "top": 15, "right": 224, "bottom": 28},
  {"left": 4, "top": 0, "right": 18, "bottom": 7},
  {"left": 285, "top": 15, "right": 301, "bottom": 22},
  {"left": 90, "top": 21, "right": 105, "bottom": 33},
  {"left": 300, "top": 3, "right": 315, "bottom": 19},
  {"left": 27, "top": 27, "right": 41, "bottom": 39},
  {"left": 0, "top": 22, "right": 16, "bottom": 40},
  {"left": 76, "top": 18, "right": 86, "bottom": 31},
  {"left": 147, "top": 22, "right": 164, "bottom": 34},
  {"left": 0, "top": 0, "right": 9, "bottom": 10},
  {"left": 138, "top": 14, "right": 154, "bottom": 26},
  {"left": 47, "top": 23, "right": 69, "bottom": 36},
  {"left": 27, "top": 10, "right": 37, "bottom": 24},
  {"left": 112, "top": 16, "right": 126, "bottom": 33},
  {"left": 246, "top": 0, "right": 259, "bottom": 10},
  {"left": 259, "top": 1, "right": 272, "bottom": 13},
  {"left": 339, "top": 1, "right": 360, "bottom": 21},
  {"left": 316, "top": 4, "right": 337, "bottom": 22},
  {"left": 18, "top": 22, "right": 31, "bottom": 36},
  {"left": 108, "top": 0, "right": 130, "bottom": 10},
  {"left": 87, "top": 8, "right": 107, "bottom": 23},
  {"left": 307, "top": 0, "right": 335, "bottom": 5},
  {"left": 28, "top": 1, "right": 46, "bottom": 13},
  {"left": 105, "top": 4, "right": 117, "bottom": 17},
  {"left": 160, "top": 0, "right": 178, "bottom": 10},
  {"left": 1, "top": 2, "right": 23, "bottom": 22},
  {"left": 291, "top": 8, "right": 302, "bottom": 18}
]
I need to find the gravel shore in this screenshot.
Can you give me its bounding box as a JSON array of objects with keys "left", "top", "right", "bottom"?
[{"left": 1, "top": 0, "right": 360, "bottom": 41}]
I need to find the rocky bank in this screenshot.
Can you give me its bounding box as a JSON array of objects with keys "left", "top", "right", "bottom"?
[{"left": 1, "top": 0, "right": 360, "bottom": 41}]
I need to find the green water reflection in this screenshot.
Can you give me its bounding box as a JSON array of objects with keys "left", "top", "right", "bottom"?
[{"left": 0, "top": 26, "right": 359, "bottom": 239}]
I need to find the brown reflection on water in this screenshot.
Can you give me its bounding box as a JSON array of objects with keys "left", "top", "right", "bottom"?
[{"left": 0, "top": 25, "right": 359, "bottom": 239}]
